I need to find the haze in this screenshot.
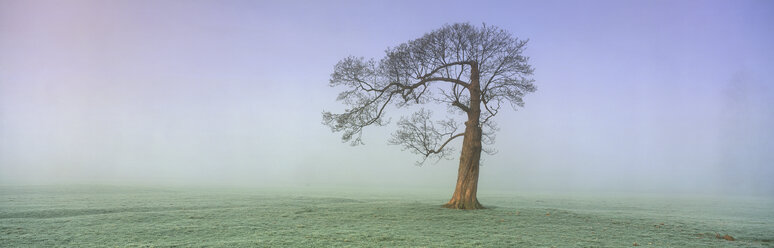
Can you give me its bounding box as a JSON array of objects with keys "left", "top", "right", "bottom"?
[{"left": 1, "top": 0, "right": 772, "bottom": 196}]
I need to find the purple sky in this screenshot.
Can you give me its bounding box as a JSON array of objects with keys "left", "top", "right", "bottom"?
[{"left": 1, "top": 0, "right": 772, "bottom": 195}]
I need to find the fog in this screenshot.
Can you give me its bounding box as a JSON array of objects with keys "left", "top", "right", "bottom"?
[{"left": 1, "top": 0, "right": 772, "bottom": 196}]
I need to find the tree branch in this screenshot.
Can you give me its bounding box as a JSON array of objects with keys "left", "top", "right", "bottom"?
[
  {"left": 452, "top": 100, "right": 470, "bottom": 113},
  {"left": 418, "top": 61, "right": 475, "bottom": 79},
  {"left": 420, "top": 77, "right": 470, "bottom": 88},
  {"left": 426, "top": 133, "right": 464, "bottom": 156}
]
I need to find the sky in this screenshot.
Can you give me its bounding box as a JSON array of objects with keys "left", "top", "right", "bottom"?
[{"left": 1, "top": 0, "right": 772, "bottom": 196}]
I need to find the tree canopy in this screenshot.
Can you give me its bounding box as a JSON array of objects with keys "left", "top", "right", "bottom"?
[{"left": 323, "top": 23, "right": 535, "bottom": 165}]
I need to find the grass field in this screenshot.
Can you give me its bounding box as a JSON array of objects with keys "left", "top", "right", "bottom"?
[{"left": 1, "top": 185, "right": 772, "bottom": 247}]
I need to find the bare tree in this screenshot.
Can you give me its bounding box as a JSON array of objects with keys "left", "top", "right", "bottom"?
[{"left": 323, "top": 23, "right": 535, "bottom": 209}]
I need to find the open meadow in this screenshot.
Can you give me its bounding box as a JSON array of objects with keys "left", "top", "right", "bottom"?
[{"left": 1, "top": 186, "right": 772, "bottom": 247}]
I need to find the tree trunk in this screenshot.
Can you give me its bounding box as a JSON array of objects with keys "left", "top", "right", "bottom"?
[{"left": 443, "top": 63, "right": 484, "bottom": 210}]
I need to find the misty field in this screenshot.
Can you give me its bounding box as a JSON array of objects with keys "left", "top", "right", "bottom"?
[{"left": 1, "top": 186, "right": 772, "bottom": 247}]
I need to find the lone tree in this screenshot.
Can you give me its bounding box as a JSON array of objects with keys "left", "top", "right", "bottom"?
[{"left": 323, "top": 23, "right": 535, "bottom": 209}]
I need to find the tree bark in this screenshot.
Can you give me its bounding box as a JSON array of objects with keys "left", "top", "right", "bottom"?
[{"left": 443, "top": 63, "right": 485, "bottom": 210}]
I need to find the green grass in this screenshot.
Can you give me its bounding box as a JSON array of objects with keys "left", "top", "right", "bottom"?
[{"left": 1, "top": 186, "right": 772, "bottom": 247}]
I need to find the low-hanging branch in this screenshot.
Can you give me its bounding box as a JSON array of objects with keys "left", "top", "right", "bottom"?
[
  {"left": 428, "top": 133, "right": 465, "bottom": 156},
  {"left": 388, "top": 109, "right": 464, "bottom": 165}
]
